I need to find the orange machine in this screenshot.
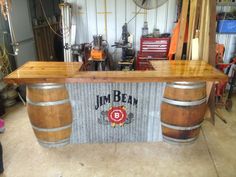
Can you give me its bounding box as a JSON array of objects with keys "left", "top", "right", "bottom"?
[
  {"left": 91, "top": 49, "right": 106, "bottom": 61},
  {"left": 90, "top": 35, "right": 106, "bottom": 61}
]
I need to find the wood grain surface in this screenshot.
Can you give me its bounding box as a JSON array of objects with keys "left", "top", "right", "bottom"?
[
  {"left": 4, "top": 61, "right": 83, "bottom": 84},
  {"left": 4, "top": 60, "right": 228, "bottom": 84}
]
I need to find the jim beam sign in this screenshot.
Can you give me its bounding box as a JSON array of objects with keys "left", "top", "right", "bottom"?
[{"left": 95, "top": 90, "right": 138, "bottom": 127}]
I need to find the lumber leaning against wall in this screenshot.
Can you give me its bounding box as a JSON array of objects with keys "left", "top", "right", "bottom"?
[{"left": 174, "top": 0, "right": 217, "bottom": 123}]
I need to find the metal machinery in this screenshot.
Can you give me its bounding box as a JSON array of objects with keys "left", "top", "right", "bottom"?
[
  {"left": 91, "top": 35, "right": 106, "bottom": 61},
  {"left": 90, "top": 35, "right": 109, "bottom": 71},
  {"left": 70, "top": 43, "right": 91, "bottom": 70},
  {"left": 70, "top": 38, "right": 109, "bottom": 71},
  {"left": 113, "top": 23, "right": 135, "bottom": 70}
]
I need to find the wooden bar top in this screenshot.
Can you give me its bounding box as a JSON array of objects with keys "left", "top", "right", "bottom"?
[{"left": 4, "top": 60, "right": 227, "bottom": 84}]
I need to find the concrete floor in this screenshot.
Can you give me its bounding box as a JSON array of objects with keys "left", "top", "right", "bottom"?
[{"left": 0, "top": 95, "right": 236, "bottom": 177}]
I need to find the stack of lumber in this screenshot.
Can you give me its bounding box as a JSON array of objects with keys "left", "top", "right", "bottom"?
[
  {"left": 174, "top": 0, "right": 217, "bottom": 123},
  {"left": 175, "top": 0, "right": 216, "bottom": 66}
]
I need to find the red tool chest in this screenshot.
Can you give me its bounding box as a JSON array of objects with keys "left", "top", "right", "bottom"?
[
  {"left": 136, "top": 37, "right": 170, "bottom": 70},
  {"left": 140, "top": 37, "right": 170, "bottom": 58}
]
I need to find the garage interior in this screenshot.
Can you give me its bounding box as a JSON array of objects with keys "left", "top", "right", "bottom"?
[{"left": 0, "top": 0, "right": 236, "bottom": 177}]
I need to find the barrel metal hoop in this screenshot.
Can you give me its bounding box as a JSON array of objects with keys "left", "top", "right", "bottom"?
[
  {"left": 31, "top": 123, "right": 72, "bottom": 132},
  {"left": 166, "top": 82, "right": 206, "bottom": 89},
  {"left": 37, "top": 138, "right": 70, "bottom": 148},
  {"left": 161, "top": 122, "right": 202, "bottom": 131},
  {"left": 162, "top": 97, "right": 206, "bottom": 106},
  {"left": 163, "top": 135, "right": 198, "bottom": 143},
  {"left": 28, "top": 83, "right": 65, "bottom": 90},
  {"left": 172, "top": 82, "right": 206, "bottom": 85},
  {"left": 27, "top": 98, "right": 70, "bottom": 106}
]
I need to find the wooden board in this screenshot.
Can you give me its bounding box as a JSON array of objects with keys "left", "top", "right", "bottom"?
[
  {"left": 207, "top": 0, "right": 217, "bottom": 124},
  {"left": 202, "top": 0, "right": 210, "bottom": 63},
  {"left": 208, "top": 0, "right": 216, "bottom": 67},
  {"left": 33, "top": 23, "right": 60, "bottom": 61},
  {"left": 4, "top": 61, "right": 228, "bottom": 84},
  {"left": 4, "top": 62, "right": 83, "bottom": 84},
  {"left": 198, "top": 0, "right": 207, "bottom": 60},
  {"left": 187, "top": 0, "right": 202, "bottom": 60},
  {"left": 175, "top": 0, "right": 189, "bottom": 60},
  {"left": 187, "top": 0, "right": 197, "bottom": 60}
]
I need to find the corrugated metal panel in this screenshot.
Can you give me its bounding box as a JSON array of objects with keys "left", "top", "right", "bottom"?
[
  {"left": 216, "top": 6, "right": 236, "bottom": 63},
  {"left": 216, "top": 34, "right": 236, "bottom": 63},
  {"left": 66, "top": 83, "right": 165, "bottom": 144},
  {"left": 66, "top": 0, "right": 176, "bottom": 52}
]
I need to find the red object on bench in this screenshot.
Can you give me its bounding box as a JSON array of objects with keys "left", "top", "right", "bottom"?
[{"left": 136, "top": 37, "right": 170, "bottom": 70}]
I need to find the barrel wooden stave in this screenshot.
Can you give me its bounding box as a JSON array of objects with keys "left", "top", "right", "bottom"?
[
  {"left": 164, "top": 86, "right": 206, "bottom": 101},
  {"left": 27, "top": 87, "right": 68, "bottom": 102},
  {"left": 27, "top": 104, "right": 72, "bottom": 128},
  {"left": 33, "top": 129, "right": 71, "bottom": 142},
  {"left": 161, "top": 82, "right": 207, "bottom": 143},
  {"left": 26, "top": 83, "right": 72, "bottom": 147},
  {"left": 161, "top": 103, "right": 206, "bottom": 127},
  {"left": 162, "top": 127, "right": 200, "bottom": 140}
]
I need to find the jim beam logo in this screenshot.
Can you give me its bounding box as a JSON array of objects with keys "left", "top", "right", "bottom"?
[{"left": 95, "top": 90, "right": 138, "bottom": 127}]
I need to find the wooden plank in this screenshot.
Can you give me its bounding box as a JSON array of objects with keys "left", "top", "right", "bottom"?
[
  {"left": 187, "top": 0, "right": 197, "bottom": 60},
  {"left": 190, "top": 0, "right": 202, "bottom": 60},
  {"left": 208, "top": 0, "right": 216, "bottom": 67},
  {"left": 33, "top": 23, "right": 59, "bottom": 61},
  {"left": 202, "top": 0, "right": 216, "bottom": 124},
  {"left": 202, "top": 0, "right": 210, "bottom": 62},
  {"left": 207, "top": 0, "right": 217, "bottom": 124},
  {"left": 198, "top": 0, "right": 207, "bottom": 60},
  {"left": 4, "top": 61, "right": 227, "bottom": 84},
  {"left": 187, "top": 0, "right": 202, "bottom": 60},
  {"left": 208, "top": 83, "right": 216, "bottom": 124},
  {"left": 206, "top": 82, "right": 214, "bottom": 102},
  {"left": 175, "top": 0, "right": 189, "bottom": 60},
  {"left": 194, "top": 0, "right": 202, "bottom": 31}
]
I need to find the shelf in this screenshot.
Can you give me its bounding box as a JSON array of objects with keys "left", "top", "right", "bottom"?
[{"left": 217, "top": 2, "right": 236, "bottom": 6}]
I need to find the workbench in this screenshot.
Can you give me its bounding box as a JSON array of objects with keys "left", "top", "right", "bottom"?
[{"left": 4, "top": 60, "right": 227, "bottom": 147}]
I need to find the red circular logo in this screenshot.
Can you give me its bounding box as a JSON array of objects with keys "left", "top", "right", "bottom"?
[{"left": 108, "top": 106, "right": 127, "bottom": 124}]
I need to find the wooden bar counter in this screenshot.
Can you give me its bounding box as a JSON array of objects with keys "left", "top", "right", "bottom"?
[
  {"left": 4, "top": 60, "right": 227, "bottom": 147},
  {"left": 5, "top": 60, "right": 227, "bottom": 84}
]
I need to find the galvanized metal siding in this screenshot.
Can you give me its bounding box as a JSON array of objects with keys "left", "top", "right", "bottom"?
[
  {"left": 216, "top": 34, "right": 236, "bottom": 63},
  {"left": 216, "top": 6, "right": 236, "bottom": 63},
  {"left": 66, "top": 83, "right": 165, "bottom": 144},
  {"left": 66, "top": 0, "right": 176, "bottom": 52}
]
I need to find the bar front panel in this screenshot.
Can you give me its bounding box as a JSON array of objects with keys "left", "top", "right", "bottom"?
[{"left": 66, "top": 82, "right": 166, "bottom": 144}]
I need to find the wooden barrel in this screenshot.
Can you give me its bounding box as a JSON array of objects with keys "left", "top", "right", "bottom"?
[
  {"left": 161, "top": 82, "right": 207, "bottom": 144},
  {"left": 26, "top": 83, "right": 72, "bottom": 148}
]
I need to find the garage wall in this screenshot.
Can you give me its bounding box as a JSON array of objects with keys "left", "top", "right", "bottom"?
[
  {"left": 66, "top": 0, "right": 177, "bottom": 53},
  {"left": 28, "top": 0, "right": 61, "bottom": 20},
  {"left": 216, "top": 6, "right": 236, "bottom": 63},
  {"left": 0, "top": 12, "right": 16, "bottom": 71}
]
